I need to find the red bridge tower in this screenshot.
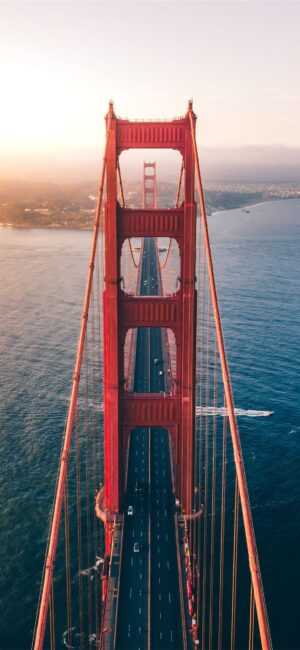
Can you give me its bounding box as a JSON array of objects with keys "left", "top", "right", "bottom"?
[{"left": 103, "top": 101, "right": 197, "bottom": 547}]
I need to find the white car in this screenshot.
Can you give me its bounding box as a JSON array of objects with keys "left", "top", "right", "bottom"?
[
  {"left": 133, "top": 542, "right": 140, "bottom": 553},
  {"left": 127, "top": 505, "right": 133, "bottom": 516}
]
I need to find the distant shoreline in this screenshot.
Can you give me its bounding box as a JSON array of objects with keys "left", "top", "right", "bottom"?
[
  {"left": 0, "top": 196, "right": 298, "bottom": 232},
  {"left": 209, "top": 196, "right": 283, "bottom": 217}
]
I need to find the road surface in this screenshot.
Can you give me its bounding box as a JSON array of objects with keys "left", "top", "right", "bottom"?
[{"left": 116, "top": 238, "right": 183, "bottom": 649}]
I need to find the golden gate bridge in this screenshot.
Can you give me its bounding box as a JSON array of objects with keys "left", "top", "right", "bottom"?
[{"left": 32, "top": 101, "right": 272, "bottom": 650}]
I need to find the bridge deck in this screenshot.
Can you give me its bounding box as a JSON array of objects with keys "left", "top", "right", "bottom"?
[{"left": 116, "top": 238, "right": 185, "bottom": 649}]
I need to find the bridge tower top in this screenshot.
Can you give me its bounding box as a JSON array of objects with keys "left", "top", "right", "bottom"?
[{"left": 105, "top": 100, "right": 196, "bottom": 156}]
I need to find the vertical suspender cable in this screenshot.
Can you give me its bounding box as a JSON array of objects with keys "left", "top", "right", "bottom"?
[
  {"left": 159, "top": 158, "right": 183, "bottom": 271},
  {"left": 189, "top": 110, "right": 272, "bottom": 650},
  {"left": 217, "top": 408, "right": 228, "bottom": 650},
  {"left": 64, "top": 484, "right": 72, "bottom": 648},
  {"left": 32, "top": 116, "right": 112, "bottom": 650},
  {"left": 49, "top": 583, "right": 55, "bottom": 650},
  {"left": 196, "top": 229, "right": 207, "bottom": 625},
  {"left": 90, "top": 283, "right": 100, "bottom": 642},
  {"left": 208, "top": 342, "right": 218, "bottom": 650},
  {"left": 249, "top": 583, "right": 255, "bottom": 650},
  {"left": 75, "top": 406, "right": 84, "bottom": 648},
  {"left": 117, "top": 159, "right": 125, "bottom": 208},
  {"left": 230, "top": 478, "right": 239, "bottom": 650},
  {"left": 201, "top": 299, "right": 211, "bottom": 650},
  {"left": 176, "top": 158, "right": 184, "bottom": 207},
  {"left": 118, "top": 162, "right": 140, "bottom": 271}
]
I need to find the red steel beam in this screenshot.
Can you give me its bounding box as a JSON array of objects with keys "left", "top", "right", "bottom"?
[
  {"left": 117, "top": 120, "right": 186, "bottom": 153},
  {"left": 189, "top": 109, "right": 272, "bottom": 650},
  {"left": 118, "top": 206, "right": 183, "bottom": 241},
  {"left": 122, "top": 393, "right": 178, "bottom": 427},
  {"left": 32, "top": 115, "right": 111, "bottom": 650},
  {"left": 120, "top": 294, "right": 179, "bottom": 331}
]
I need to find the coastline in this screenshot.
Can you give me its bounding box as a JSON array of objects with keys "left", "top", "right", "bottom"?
[
  {"left": 209, "top": 196, "right": 285, "bottom": 217},
  {"left": 0, "top": 196, "right": 298, "bottom": 231}
]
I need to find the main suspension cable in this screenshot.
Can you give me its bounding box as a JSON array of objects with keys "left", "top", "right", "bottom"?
[
  {"left": 189, "top": 108, "right": 272, "bottom": 650},
  {"left": 158, "top": 158, "right": 183, "bottom": 271},
  {"left": 32, "top": 111, "right": 112, "bottom": 650}
]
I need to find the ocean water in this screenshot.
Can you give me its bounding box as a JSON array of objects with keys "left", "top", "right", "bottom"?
[{"left": 0, "top": 199, "right": 299, "bottom": 649}]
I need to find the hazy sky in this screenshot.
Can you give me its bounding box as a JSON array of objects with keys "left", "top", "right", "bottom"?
[{"left": 1, "top": 0, "right": 300, "bottom": 180}]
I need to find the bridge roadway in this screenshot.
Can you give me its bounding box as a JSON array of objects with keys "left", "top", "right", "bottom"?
[{"left": 116, "top": 238, "right": 184, "bottom": 649}]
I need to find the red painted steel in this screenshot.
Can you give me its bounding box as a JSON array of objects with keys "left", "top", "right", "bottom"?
[
  {"left": 103, "top": 102, "right": 197, "bottom": 524},
  {"left": 103, "top": 103, "right": 121, "bottom": 541},
  {"left": 122, "top": 394, "right": 178, "bottom": 426},
  {"left": 120, "top": 294, "right": 180, "bottom": 330},
  {"left": 118, "top": 206, "right": 183, "bottom": 241},
  {"left": 143, "top": 161, "right": 157, "bottom": 209},
  {"left": 33, "top": 114, "right": 111, "bottom": 650},
  {"left": 189, "top": 110, "right": 273, "bottom": 650},
  {"left": 117, "top": 120, "right": 186, "bottom": 154},
  {"left": 33, "top": 101, "right": 273, "bottom": 650}
]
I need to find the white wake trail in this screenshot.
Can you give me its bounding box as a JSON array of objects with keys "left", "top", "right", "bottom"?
[{"left": 196, "top": 406, "right": 273, "bottom": 418}]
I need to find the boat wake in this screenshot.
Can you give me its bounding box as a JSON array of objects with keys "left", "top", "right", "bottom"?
[
  {"left": 196, "top": 406, "right": 273, "bottom": 418},
  {"left": 61, "top": 396, "right": 273, "bottom": 418}
]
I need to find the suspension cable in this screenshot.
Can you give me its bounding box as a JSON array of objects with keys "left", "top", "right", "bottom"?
[
  {"left": 159, "top": 238, "right": 173, "bottom": 270},
  {"left": 208, "top": 341, "right": 218, "bottom": 650},
  {"left": 195, "top": 224, "right": 207, "bottom": 627},
  {"left": 128, "top": 238, "right": 140, "bottom": 269},
  {"left": 189, "top": 109, "right": 272, "bottom": 650},
  {"left": 217, "top": 408, "right": 228, "bottom": 650},
  {"left": 117, "top": 159, "right": 125, "bottom": 208},
  {"left": 176, "top": 158, "right": 184, "bottom": 207},
  {"left": 230, "top": 478, "right": 240, "bottom": 650},
  {"left": 32, "top": 111, "right": 112, "bottom": 650},
  {"left": 63, "top": 484, "right": 72, "bottom": 649},
  {"left": 158, "top": 158, "right": 183, "bottom": 271},
  {"left": 249, "top": 583, "right": 255, "bottom": 650},
  {"left": 75, "top": 403, "right": 84, "bottom": 648},
  {"left": 49, "top": 583, "right": 55, "bottom": 650},
  {"left": 201, "top": 298, "right": 211, "bottom": 650}
]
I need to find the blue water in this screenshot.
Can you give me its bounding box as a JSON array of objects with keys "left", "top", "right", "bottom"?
[{"left": 0, "top": 199, "right": 299, "bottom": 649}]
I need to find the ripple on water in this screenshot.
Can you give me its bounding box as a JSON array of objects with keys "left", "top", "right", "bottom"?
[{"left": 0, "top": 204, "right": 300, "bottom": 648}]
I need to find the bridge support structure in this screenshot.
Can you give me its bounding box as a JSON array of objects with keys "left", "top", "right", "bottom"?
[
  {"left": 103, "top": 101, "right": 197, "bottom": 549},
  {"left": 143, "top": 161, "right": 157, "bottom": 208}
]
